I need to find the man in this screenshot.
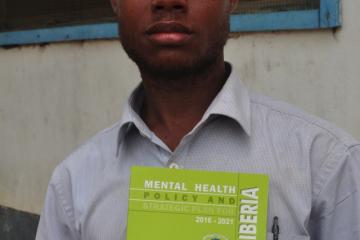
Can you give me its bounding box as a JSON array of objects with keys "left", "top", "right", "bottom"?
[{"left": 36, "top": 0, "right": 360, "bottom": 239}]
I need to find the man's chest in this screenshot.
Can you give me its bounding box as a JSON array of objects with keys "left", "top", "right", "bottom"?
[{"left": 77, "top": 120, "right": 315, "bottom": 239}]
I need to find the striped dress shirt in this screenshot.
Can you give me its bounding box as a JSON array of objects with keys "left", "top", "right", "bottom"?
[{"left": 36, "top": 64, "right": 360, "bottom": 240}]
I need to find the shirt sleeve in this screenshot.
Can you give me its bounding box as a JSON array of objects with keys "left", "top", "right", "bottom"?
[
  {"left": 36, "top": 165, "right": 80, "bottom": 240},
  {"left": 309, "top": 145, "right": 360, "bottom": 240}
]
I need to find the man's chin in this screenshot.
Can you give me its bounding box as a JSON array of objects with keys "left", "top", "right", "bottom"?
[
  {"left": 132, "top": 52, "right": 216, "bottom": 78},
  {"left": 122, "top": 42, "right": 221, "bottom": 79},
  {"left": 138, "top": 58, "right": 214, "bottom": 79}
]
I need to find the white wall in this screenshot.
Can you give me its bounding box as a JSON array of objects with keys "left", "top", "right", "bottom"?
[
  {"left": 0, "top": 0, "right": 359, "bottom": 214},
  {"left": 0, "top": 41, "right": 140, "bottom": 213}
]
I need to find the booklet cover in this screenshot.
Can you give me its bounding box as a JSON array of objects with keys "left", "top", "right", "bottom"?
[{"left": 127, "top": 166, "right": 269, "bottom": 240}]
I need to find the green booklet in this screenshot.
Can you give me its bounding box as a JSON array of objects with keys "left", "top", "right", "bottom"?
[{"left": 127, "top": 166, "right": 269, "bottom": 240}]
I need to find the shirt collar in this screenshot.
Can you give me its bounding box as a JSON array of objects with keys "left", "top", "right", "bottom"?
[
  {"left": 116, "top": 62, "right": 251, "bottom": 154},
  {"left": 200, "top": 63, "right": 251, "bottom": 136},
  {"left": 116, "top": 85, "right": 150, "bottom": 155}
]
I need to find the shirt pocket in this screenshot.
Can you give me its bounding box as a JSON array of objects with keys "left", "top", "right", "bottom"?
[{"left": 266, "top": 232, "right": 310, "bottom": 240}]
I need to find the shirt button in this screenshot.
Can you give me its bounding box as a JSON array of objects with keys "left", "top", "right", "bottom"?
[{"left": 168, "top": 163, "right": 182, "bottom": 169}]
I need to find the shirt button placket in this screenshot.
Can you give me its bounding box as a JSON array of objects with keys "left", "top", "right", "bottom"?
[
  {"left": 168, "top": 162, "right": 182, "bottom": 169},
  {"left": 167, "top": 144, "right": 187, "bottom": 169}
]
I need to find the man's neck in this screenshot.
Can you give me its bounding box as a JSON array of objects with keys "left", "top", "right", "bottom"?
[{"left": 140, "top": 58, "right": 229, "bottom": 151}]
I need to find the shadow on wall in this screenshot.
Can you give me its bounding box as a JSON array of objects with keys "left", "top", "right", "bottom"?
[{"left": 0, "top": 206, "right": 40, "bottom": 240}]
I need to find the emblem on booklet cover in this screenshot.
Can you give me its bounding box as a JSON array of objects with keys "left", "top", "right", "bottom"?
[{"left": 203, "top": 233, "right": 229, "bottom": 240}]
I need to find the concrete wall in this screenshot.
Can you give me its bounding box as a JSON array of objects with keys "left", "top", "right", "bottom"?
[{"left": 1, "top": 0, "right": 359, "bottom": 215}]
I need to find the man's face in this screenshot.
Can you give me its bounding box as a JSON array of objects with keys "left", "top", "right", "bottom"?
[{"left": 112, "top": 0, "right": 236, "bottom": 77}]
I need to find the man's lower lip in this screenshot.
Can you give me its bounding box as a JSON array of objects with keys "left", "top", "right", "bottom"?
[{"left": 147, "top": 33, "right": 192, "bottom": 45}]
